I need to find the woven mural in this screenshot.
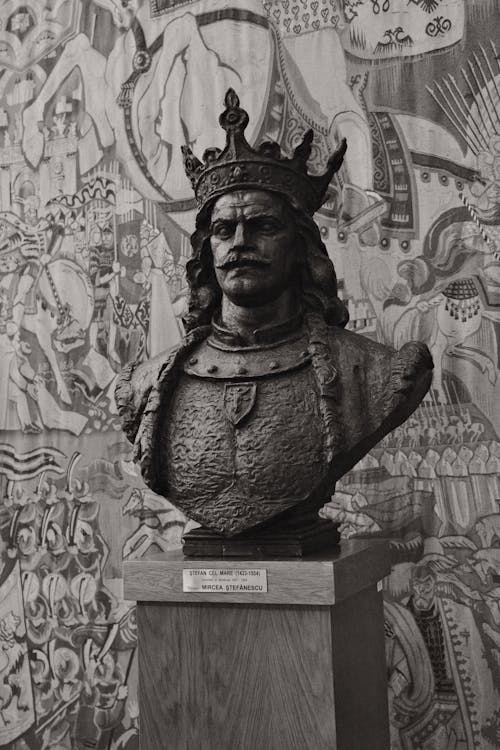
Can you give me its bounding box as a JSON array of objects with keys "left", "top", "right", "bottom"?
[{"left": 0, "top": 0, "right": 499, "bottom": 747}]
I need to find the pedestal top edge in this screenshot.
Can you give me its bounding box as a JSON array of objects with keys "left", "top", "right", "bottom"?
[{"left": 122, "top": 540, "right": 391, "bottom": 605}]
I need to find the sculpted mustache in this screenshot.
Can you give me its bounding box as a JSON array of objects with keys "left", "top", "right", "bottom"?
[{"left": 216, "top": 252, "right": 272, "bottom": 269}]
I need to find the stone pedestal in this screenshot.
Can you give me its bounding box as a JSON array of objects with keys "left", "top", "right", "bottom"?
[{"left": 123, "top": 539, "right": 391, "bottom": 750}]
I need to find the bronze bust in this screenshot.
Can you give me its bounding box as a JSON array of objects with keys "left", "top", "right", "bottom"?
[{"left": 116, "top": 90, "right": 433, "bottom": 556}]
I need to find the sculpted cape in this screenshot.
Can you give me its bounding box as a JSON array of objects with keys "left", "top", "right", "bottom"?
[{"left": 115, "top": 313, "right": 433, "bottom": 536}]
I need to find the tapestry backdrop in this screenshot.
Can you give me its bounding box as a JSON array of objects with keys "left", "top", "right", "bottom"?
[{"left": 0, "top": 0, "right": 499, "bottom": 747}]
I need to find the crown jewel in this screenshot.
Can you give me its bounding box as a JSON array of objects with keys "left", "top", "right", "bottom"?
[{"left": 181, "top": 89, "right": 347, "bottom": 215}]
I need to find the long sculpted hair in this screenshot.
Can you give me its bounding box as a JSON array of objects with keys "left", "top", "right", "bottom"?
[{"left": 182, "top": 192, "right": 349, "bottom": 332}]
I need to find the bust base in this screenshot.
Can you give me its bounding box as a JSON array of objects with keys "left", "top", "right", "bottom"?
[
  {"left": 123, "top": 540, "right": 391, "bottom": 750},
  {"left": 182, "top": 517, "right": 340, "bottom": 558}
]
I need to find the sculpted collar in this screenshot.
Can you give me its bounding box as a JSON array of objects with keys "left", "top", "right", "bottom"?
[{"left": 209, "top": 310, "right": 304, "bottom": 351}]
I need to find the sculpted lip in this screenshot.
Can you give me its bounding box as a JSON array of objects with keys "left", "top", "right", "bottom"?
[{"left": 218, "top": 258, "right": 271, "bottom": 270}]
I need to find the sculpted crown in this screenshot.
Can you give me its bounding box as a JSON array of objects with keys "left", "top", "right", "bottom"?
[{"left": 182, "top": 89, "right": 347, "bottom": 215}]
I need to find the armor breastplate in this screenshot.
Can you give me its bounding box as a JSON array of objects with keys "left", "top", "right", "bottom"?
[{"left": 158, "top": 330, "right": 328, "bottom": 536}]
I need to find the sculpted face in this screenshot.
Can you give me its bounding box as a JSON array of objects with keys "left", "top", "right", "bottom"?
[{"left": 210, "top": 190, "right": 297, "bottom": 306}]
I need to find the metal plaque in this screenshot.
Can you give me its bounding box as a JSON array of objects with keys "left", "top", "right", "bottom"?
[{"left": 182, "top": 568, "right": 268, "bottom": 593}]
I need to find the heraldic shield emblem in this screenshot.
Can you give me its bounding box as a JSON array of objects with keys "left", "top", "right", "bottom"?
[{"left": 223, "top": 383, "right": 257, "bottom": 426}]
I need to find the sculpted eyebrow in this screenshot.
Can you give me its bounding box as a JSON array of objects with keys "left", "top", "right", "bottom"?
[
  {"left": 210, "top": 214, "right": 283, "bottom": 232},
  {"left": 247, "top": 213, "right": 280, "bottom": 221},
  {"left": 213, "top": 213, "right": 281, "bottom": 223}
]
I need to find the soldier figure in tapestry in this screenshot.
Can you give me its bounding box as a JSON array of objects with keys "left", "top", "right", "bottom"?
[{"left": 116, "top": 90, "right": 433, "bottom": 553}]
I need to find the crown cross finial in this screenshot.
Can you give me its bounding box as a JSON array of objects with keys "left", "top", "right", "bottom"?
[
  {"left": 219, "top": 88, "right": 249, "bottom": 134},
  {"left": 225, "top": 88, "right": 239, "bottom": 109},
  {"left": 183, "top": 88, "right": 347, "bottom": 215}
]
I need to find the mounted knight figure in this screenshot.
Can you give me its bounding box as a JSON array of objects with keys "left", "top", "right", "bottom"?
[{"left": 116, "top": 89, "right": 433, "bottom": 556}]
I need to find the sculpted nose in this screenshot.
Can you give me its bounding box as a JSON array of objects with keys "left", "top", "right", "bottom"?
[{"left": 232, "top": 221, "right": 246, "bottom": 247}]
